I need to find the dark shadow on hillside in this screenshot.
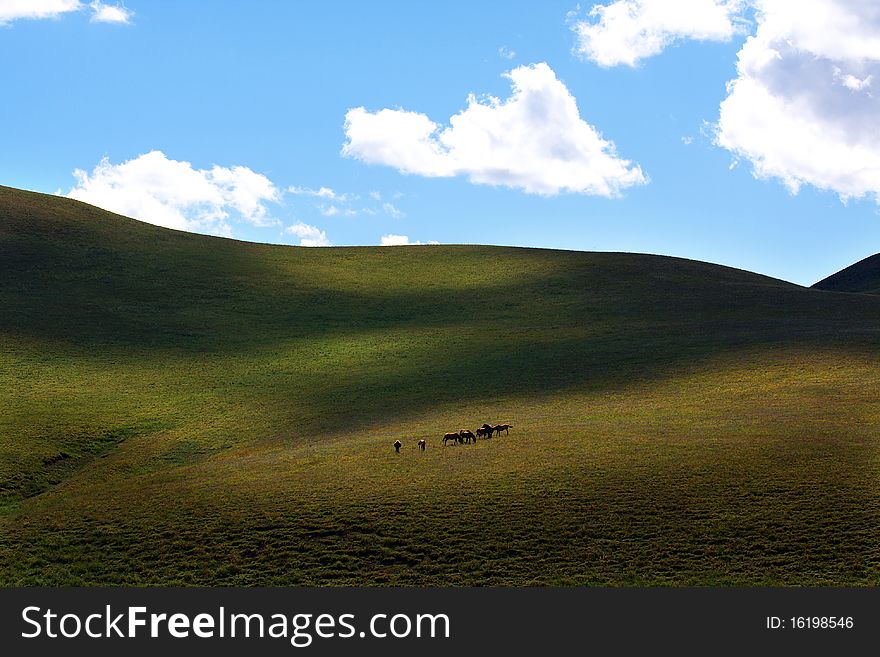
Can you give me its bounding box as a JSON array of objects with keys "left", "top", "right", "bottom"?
[
  {"left": 273, "top": 316, "right": 880, "bottom": 439},
  {"left": 0, "top": 223, "right": 842, "bottom": 358}
]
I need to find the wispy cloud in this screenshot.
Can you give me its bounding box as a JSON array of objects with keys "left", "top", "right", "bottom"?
[
  {"left": 319, "top": 204, "right": 357, "bottom": 217},
  {"left": 289, "top": 184, "right": 403, "bottom": 219},
  {"left": 288, "top": 185, "right": 354, "bottom": 202},
  {"left": 0, "top": 0, "right": 82, "bottom": 25},
  {"left": 382, "top": 202, "right": 404, "bottom": 219},
  {"left": 0, "top": 1, "right": 134, "bottom": 26}
]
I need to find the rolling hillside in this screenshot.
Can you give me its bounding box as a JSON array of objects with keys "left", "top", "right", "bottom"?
[
  {"left": 812, "top": 253, "right": 880, "bottom": 295},
  {"left": 1, "top": 185, "right": 879, "bottom": 586}
]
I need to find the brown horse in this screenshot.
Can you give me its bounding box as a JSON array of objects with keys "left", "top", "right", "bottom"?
[
  {"left": 394, "top": 440, "right": 402, "bottom": 453},
  {"left": 417, "top": 439, "right": 426, "bottom": 451},
  {"left": 459, "top": 429, "right": 476, "bottom": 444},
  {"left": 480, "top": 423, "right": 495, "bottom": 438},
  {"left": 443, "top": 432, "right": 462, "bottom": 446},
  {"left": 493, "top": 424, "right": 512, "bottom": 435}
]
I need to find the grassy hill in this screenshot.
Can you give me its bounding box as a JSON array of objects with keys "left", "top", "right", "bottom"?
[
  {"left": 812, "top": 253, "right": 880, "bottom": 295},
  {"left": 1, "top": 185, "right": 879, "bottom": 585}
]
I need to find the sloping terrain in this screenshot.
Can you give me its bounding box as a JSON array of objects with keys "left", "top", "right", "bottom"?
[
  {"left": 812, "top": 253, "right": 880, "bottom": 295},
  {"left": 1, "top": 185, "right": 879, "bottom": 585}
]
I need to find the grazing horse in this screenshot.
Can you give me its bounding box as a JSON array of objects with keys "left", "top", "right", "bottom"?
[
  {"left": 480, "top": 423, "right": 495, "bottom": 439},
  {"left": 443, "top": 432, "right": 462, "bottom": 446},
  {"left": 418, "top": 439, "right": 426, "bottom": 451},
  {"left": 459, "top": 429, "right": 476, "bottom": 444},
  {"left": 476, "top": 427, "right": 489, "bottom": 439},
  {"left": 493, "top": 424, "right": 512, "bottom": 436},
  {"left": 394, "top": 440, "right": 402, "bottom": 453}
]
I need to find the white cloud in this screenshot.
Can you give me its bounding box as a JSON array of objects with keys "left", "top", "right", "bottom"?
[
  {"left": 288, "top": 185, "right": 353, "bottom": 201},
  {"left": 0, "top": 0, "right": 133, "bottom": 25},
  {"left": 837, "top": 70, "right": 872, "bottom": 91},
  {"left": 379, "top": 234, "right": 439, "bottom": 246},
  {"left": 290, "top": 184, "right": 364, "bottom": 217},
  {"left": 380, "top": 234, "right": 416, "bottom": 246},
  {"left": 318, "top": 204, "right": 357, "bottom": 217},
  {"left": 0, "top": 0, "right": 82, "bottom": 24},
  {"left": 382, "top": 202, "right": 404, "bottom": 219},
  {"left": 498, "top": 46, "right": 516, "bottom": 60},
  {"left": 716, "top": 0, "right": 880, "bottom": 202},
  {"left": 65, "top": 150, "right": 280, "bottom": 237},
  {"left": 570, "top": 0, "right": 746, "bottom": 67},
  {"left": 286, "top": 222, "right": 331, "bottom": 247},
  {"left": 89, "top": 1, "right": 132, "bottom": 24},
  {"left": 343, "top": 62, "right": 646, "bottom": 197},
  {"left": 369, "top": 190, "right": 382, "bottom": 201}
]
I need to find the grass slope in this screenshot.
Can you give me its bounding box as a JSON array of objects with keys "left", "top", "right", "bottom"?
[
  {"left": 1, "top": 185, "right": 879, "bottom": 585},
  {"left": 812, "top": 253, "right": 880, "bottom": 295}
]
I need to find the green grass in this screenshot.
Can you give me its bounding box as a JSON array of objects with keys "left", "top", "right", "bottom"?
[{"left": 1, "top": 185, "right": 879, "bottom": 585}]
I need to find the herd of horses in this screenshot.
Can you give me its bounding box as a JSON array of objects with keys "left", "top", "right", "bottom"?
[
  {"left": 443, "top": 423, "right": 512, "bottom": 445},
  {"left": 393, "top": 423, "right": 513, "bottom": 452}
]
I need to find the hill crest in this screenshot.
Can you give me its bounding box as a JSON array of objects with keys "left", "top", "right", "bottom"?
[{"left": 812, "top": 253, "right": 880, "bottom": 295}]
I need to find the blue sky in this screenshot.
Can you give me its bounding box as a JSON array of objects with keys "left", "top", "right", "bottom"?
[{"left": 2, "top": 0, "right": 879, "bottom": 285}]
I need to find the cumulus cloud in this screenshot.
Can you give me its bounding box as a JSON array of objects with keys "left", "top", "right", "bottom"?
[
  {"left": 0, "top": 0, "right": 133, "bottom": 25},
  {"left": 572, "top": 1, "right": 880, "bottom": 202},
  {"left": 65, "top": 151, "right": 280, "bottom": 237},
  {"left": 570, "top": 0, "right": 746, "bottom": 67},
  {"left": 342, "top": 62, "right": 646, "bottom": 197},
  {"left": 716, "top": 0, "right": 880, "bottom": 202},
  {"left": 286, "top": 222, "right": 331, "bottom": 247},
  {"left": 89, "top": 2, "right": 133, "bottom": 24}
]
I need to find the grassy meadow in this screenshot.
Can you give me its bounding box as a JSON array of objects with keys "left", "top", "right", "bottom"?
[{"left": 1, "top": 185, "right": 879, "bottom": 585}]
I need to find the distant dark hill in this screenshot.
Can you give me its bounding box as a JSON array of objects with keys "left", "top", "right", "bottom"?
[{"left": 812, "top": 253, "right": 880, "bottom": 295}]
